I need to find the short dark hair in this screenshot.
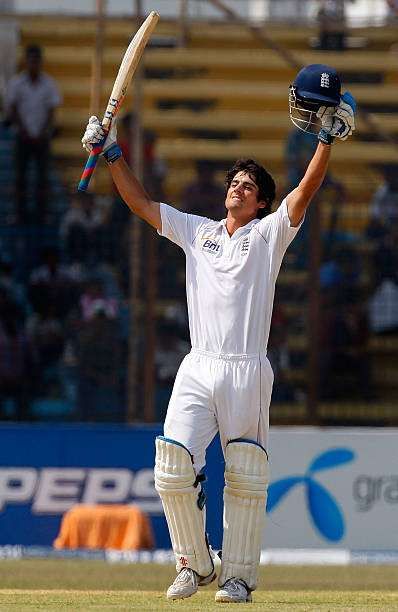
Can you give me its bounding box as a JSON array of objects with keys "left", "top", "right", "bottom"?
[
  {"left": 26, "top": 44, "right": 42, "bottom": 59},
  {"left": 224, "top": 159, "right": 276, "bottom": 219}
]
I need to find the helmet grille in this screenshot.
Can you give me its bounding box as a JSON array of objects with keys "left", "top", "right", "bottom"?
[{"left": 289, "top": 86, "right": 322, "bottom": 135}]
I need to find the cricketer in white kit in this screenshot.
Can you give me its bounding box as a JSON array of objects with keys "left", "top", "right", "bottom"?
[{"left": 81, "top": 75, "right": 355, "bottom": 603}]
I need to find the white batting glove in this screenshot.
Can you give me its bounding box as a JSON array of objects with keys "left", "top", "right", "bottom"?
[
  {"left": 316, "top": 105, "right": 337, "bottom": 144},
  {"left": 330, "top": 92, "right": 356, "bottom": 141},
  {"left": 81, "top": 116, "right": 117, "bottom": 154},
  {"left": 316, "top": 105, "right": 336, "bottom": 132}
]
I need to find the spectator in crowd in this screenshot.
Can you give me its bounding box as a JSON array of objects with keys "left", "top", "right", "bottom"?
[
  {"left": 0, "top": 253, "right": 30, "bottom": 318},
  {"left": 316, "top": 0, "right": 356, "bottom": 51},
  {"left": 60, "top": 192, "right": 106, "bottom": 265},
  {"left": 0, "top": 287, "right": 32, "bottom": 419},
  {"left": 59, "top": 269, "right": 125, "bottom": 418},
  {"left": 5, "top": 45, "right": 61, "bottom": 224},
  {"left": 320, "top": 287, "right": 371, "bottom": 400},
  {"left": 28, "top": 246, "right": 81, "bottom": 320},
  {"left": 180, "top": 160, "right": 225, "bottom": 219},
  {"left": 75, "top": 300, "right": 123, "bottom": 421},
  {"left": 366, "top": 163, "right": 398, "bottom": 242},
  {"left": 267, "top": 304, "right": 295, "bottom": 403},
  {"left": 79, "top": 275, "right": 119, "bottom": 322},
  {"left": 368, "top": 275, "right": 398, "bottom": 335},
  {"left": 386, "top": 0, "right": 398, "bottom": 17},
  {"left": 26, "top": 301, "right": 65, "bottom": 399},
  {"left": 366, "top": 169, "right": 398, "bottom": 316},
  {"left": 320, "top": 244, "right": 362, "bottom": 293},
  {"left": 370, "top": 219, "right": 398, "bottom": 284},
  {"left": 155, "top": 318, "right": 190, "bottom": 420},
  {"left": 368, "top": 220, "right": 398, "bottom": 335}
]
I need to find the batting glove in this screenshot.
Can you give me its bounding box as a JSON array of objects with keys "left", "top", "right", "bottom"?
[
  {"left": 316, "top": 105, "right": 336, "bottom": 145},
  {"left": 81, "top": 116, "right": 117, "bottom": 154},
  {"left": 330, "top": 92, "right": 356, "bottom": 141},
  {"left": 316, "top": 105, "right": 335, "bottom": 131}
]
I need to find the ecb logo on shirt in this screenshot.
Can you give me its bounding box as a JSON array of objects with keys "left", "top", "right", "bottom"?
[
  {"left": 241, "top": 237, "right": 250, "bottom": 256},
  {"left": 202, "top": 239, "right": 221, "bottom": 255}
]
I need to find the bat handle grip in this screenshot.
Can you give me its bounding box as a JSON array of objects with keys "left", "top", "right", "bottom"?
[{"left": 77, "top": 136, "right": 106, "bottom": 192}]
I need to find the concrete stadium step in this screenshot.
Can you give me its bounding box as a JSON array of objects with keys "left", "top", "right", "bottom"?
[
  {"left": 36, "top": 46, "right": 398, "bottom": 78},
  {"left": 58, "top": 77, "right": 398, "bottom": 105},
  {"left": 18, "top": 16, "right": 398, "bottom": 51},
  {"left": 54, "top": 136, "right": 398, "bottom": 165},
  {"left": 57, "top": 79, "right": 398, "bottom": 123},
  {"left": 18, "top": 15, "right": 179, "bottom": 46},
  {"left": 186, "top": 24, "right": 398, "bottom": 52},
  {"left": 58, "top": 108, "right": 398, "bottom": 139},
  {"left": 154, "top": 138, "right": 398, "bottom": 165}
]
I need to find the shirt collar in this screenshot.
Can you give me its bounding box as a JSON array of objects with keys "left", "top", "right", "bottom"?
[
  {"left": 219, "top": 217, "right": 260, "bottom": 238},
  {"left": 22, "top": 71, "right": 44, "bottom": 84}
]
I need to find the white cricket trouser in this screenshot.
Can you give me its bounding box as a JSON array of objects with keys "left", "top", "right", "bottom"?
[{"left": 164, "top": 348, "right": 274, "bottom": 473}]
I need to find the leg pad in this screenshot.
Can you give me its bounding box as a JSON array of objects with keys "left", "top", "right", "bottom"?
[
  {"left": 219, "top": 439, "right": 269, "bottom": 591},
  {"left": 154, "top": 436, "right": 214, "bottom": 580}
]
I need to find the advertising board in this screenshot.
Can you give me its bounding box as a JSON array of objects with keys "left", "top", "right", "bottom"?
[{"left": 0, "top": 425, "right": 396, "bottom": 551}]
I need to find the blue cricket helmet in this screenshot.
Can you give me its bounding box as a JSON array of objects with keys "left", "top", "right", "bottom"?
[
  {"left": 294, "top": 64, "right": 341, "bottom": 106},
  {"left": 289, "top": 64, "right": 341, "bottom": 134}
]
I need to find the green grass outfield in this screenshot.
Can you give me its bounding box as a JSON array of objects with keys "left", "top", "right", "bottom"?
[{"left": 0, "top": 560, "right": 397, "bottom": 611}]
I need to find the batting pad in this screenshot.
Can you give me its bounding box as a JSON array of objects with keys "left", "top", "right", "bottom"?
[
  {"left": 154, "top": 436, "right": 214, "bottom": 580},
  {"left": 219, "top": 439, "right": 269, "bottom": 591}
]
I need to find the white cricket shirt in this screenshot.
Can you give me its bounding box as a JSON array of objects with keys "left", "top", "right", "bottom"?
[{"left": 159, "top": 199, "right": 302, "bottom": 356}]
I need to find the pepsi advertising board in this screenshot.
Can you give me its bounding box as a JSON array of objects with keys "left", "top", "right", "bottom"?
[{"left": 0, "top": 424, "right": 223, "bottom": 549}]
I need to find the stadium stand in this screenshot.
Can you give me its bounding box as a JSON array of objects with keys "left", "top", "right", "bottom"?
[{"left": 1, "top": 13, "right": 397, "bottom": 424}]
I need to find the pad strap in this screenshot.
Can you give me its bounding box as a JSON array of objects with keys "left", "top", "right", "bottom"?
[
  {"left": 219, "top": 439, "right": 269, "bottom": 591},
  {"left": 154, "top": 436, "right": 214, "bottom": 580}
]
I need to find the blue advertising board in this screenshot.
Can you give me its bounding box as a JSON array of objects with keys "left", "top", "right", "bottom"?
[{"left": 0, "top": 424, "right": 225, "bottom": 549}]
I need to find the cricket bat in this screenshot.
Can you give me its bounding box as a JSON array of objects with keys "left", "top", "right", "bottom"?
[{"left": 78, "top": 11, "right": 159, "bottom": 191}]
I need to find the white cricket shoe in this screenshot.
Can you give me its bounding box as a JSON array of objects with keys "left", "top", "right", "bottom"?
[
  {"left": 215, "top": 577, "right": 252, "bottom": 603},
  {"left": 166, "top": 568, "right": 199, "bottom": 600}
]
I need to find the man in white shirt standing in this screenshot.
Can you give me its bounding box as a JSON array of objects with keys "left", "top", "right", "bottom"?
[
  {"left": 5, "top": 45, "right": 61, "bottom": 224},
  {"left": 82, "top": 64, "right": 355, "bottom": 603}
]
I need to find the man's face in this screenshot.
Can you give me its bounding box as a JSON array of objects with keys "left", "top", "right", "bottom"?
[
  {"left": 26, "top": 53, "right": 41, "bottom": 77},
  {"left": 225, "top": 171, "right": 265, "bottom": 220}
]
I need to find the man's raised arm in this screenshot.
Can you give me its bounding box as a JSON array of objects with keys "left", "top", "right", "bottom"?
[
  {"left": 81, "top": 116, "right": 161, "bottom": 230},
  {"left": 286, "top": 91, "right": 356, "bottom": 227},
  {"left": 286, "top": 141, "right": 331, "bottom": 227}
]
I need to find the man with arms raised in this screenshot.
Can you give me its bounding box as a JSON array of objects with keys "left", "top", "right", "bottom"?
[{"left": 82, "top": 64, "right": 355, "bottom": 603}]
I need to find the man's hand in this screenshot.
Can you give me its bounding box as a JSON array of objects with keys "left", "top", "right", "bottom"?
[
  {"left": 330, "top": 92, "right": 356, "bottom": 141},
  {"left": 81, "top": 116, "right": 117, "bottom": 154},
  {"left": 316, "top": 105, "right": 336, "bottom": 145},
  {"left": 316, "top": 105, "right": 335, "bottom": 132}
]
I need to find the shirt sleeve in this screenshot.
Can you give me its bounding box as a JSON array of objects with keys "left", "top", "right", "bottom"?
[
  {"left": 256, "top": 198, "right": 304, "bottom": 253},
  {"left": 4, "top": 75, "right": 18, "bottom": 112},
  {"left": 157, "top": 202, "right": 209, "bottom": 251}
]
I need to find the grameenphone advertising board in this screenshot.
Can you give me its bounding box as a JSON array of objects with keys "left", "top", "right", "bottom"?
[
  {"left": 266, "top": 428, "right": 398, "bottom": 550},
  {"left": 0, "top": 425, "right": 396, "bottom": 550}
]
